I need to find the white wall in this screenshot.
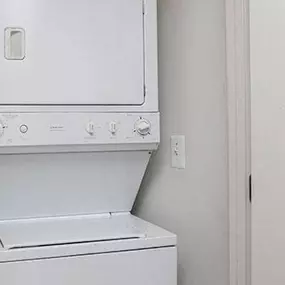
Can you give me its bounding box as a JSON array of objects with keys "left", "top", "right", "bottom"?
[
  {"left": 134, "top": 1, "right": 229, "bottom": 285},
  {"left": 250, "top": 0, "right": 285, "bottom": 284}
]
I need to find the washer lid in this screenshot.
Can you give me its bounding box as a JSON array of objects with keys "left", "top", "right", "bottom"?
[
  {"left": 0, "top": 214, "right": 177, "bottom": 263},
  {"left": 0, "top": 0, "right": 145, "bottom": 105},
  {"left": 0, "top": 214, "right": 145, "bottom": 250}
]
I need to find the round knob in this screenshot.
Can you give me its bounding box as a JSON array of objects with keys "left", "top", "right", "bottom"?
[{"left": 135, "top": 119, "right": 151, "bottom": 136}]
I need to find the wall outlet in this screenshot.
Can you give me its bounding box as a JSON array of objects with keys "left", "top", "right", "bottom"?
[{"left": 171, "top": 135, "right": 186, "bottom": 169}]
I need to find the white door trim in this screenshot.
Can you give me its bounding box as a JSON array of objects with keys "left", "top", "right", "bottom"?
[{"left": 225, "top": 0, "right": 251, "bottom": 284}]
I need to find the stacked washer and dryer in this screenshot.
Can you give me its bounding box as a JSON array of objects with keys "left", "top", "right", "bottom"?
[{"left": 0, "top": 0, "right": 177, "bottom": 284}]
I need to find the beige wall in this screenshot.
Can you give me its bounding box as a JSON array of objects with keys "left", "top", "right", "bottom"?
[{"left": 134, "top": 0, "right": 229, "bottom": 284}]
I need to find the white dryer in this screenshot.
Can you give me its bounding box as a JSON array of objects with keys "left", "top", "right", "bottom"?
[{"left": 0, "top": 0, "right": 177, "bottom": 284}]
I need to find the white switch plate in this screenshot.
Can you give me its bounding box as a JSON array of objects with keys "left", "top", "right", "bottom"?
[{"left": 171, "top": 135, "right": 186, "bottom": 169}]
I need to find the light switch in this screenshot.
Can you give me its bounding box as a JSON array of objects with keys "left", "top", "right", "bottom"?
[{"left": 171, "top": 135, "right": 186, "bottom": 169}]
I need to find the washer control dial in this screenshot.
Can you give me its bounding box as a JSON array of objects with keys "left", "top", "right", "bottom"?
[{"left": 135, "top": 119, "right": 151, "bottom": 136}]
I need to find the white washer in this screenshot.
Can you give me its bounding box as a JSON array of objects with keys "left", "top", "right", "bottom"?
[
  {"left": 0, "top": 1, "right": 177, "bottom": 284},
  {"left": 0, "top": 214, "right": 176, "bottom": 285}
]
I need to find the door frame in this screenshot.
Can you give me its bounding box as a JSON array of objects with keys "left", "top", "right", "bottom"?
[{"left": 225, "top": 0, "right": 251, "bottom": 284}]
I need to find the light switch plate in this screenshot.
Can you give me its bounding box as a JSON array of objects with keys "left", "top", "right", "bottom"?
[{"left": 171, "top": 135, "right": 186, "bottom": 169}]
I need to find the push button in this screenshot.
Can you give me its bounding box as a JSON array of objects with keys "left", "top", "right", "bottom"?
[{"left": 20, "top": 124, "right": 28, "bottom": 134}]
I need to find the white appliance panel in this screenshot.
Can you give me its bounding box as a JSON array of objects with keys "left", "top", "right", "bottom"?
[
  {"left": 0, "top": 152, "right": 151, "bottom": 220},
  {"left": 0, "top": 113, "right": 159, "bottom": 149},
  {"left": 0, "top": 214, "right": 145, "bottom": 250},
  {"left": 0, "top": 0, "right": 144, "bottom": 105},
  {"left": 0, "top": 247, "right": 177, "bottom": 285}
]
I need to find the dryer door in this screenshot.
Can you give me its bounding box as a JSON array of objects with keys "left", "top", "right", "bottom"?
[{"left": 0, "top": 0, "right": 144, "bottom": 105}]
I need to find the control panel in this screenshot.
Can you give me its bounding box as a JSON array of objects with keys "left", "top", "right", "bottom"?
[{"left": 0, "top": 113, "right": 160, "bottom": 148}]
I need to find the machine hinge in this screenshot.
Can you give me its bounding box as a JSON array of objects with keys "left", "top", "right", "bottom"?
[{"left": 249, "top": 174, "right": 252, "bottom": 203}]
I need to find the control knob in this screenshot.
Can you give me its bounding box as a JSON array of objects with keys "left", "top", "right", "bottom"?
[
  {"left": 109, "top": 121, "right": 118, "bottom": 135},
  {"left": 86, "top": 121, "right": 95, "bottom": 136},
  {"left": 135, "top": 119, "right": 151, "bottom": 136}
]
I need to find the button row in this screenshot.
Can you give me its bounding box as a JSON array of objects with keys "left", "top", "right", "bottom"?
[
  {"left": 85, "top": 119, "right": 151, "bottom": 137},
  {"left": 0, "top": 118, "right": 152, "bottom": 138}
]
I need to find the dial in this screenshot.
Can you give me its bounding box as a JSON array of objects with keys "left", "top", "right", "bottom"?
[{"left": 135, "top": 119, "right": 151, "bottom": 136}]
